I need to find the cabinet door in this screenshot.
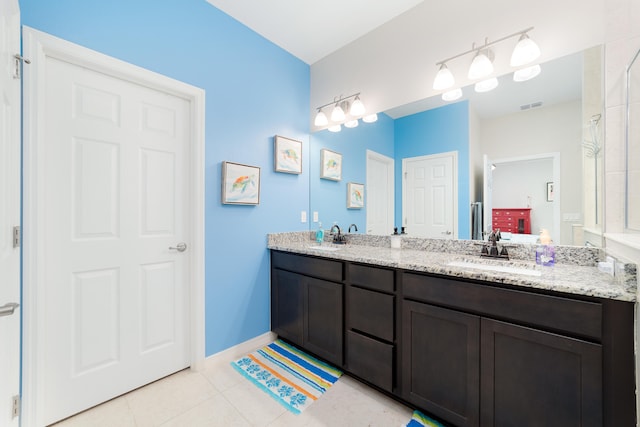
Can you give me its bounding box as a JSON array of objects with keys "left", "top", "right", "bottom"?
[
  {"left": 402, "top": 301, "right": 480, "bottom": 427},
  {"left": 304, "top": 277, "right": 343, "bottom": 366},
  {"left": 271, "top": 269, "right": 304, "bottom": 346},
  {"left": 481, "top": 318, "right": 602, "bottom": 427}
]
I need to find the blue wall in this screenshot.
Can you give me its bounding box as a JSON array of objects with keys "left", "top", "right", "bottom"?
[
  {"left": 20, "top": 0, "right": 310, "bottom": 355},
  {"left": 394, "top": 101, "right": 470, "bottom": 238},
  {"left": 309, "top": 114, "right": 394, "bottom": 232}
]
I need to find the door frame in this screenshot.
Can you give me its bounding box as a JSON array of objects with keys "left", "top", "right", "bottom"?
[
  {"left": 21, "top": 26, "right": 205, "bottom": 426},
  {"left": 402, "top": 151, "right": 458, "bottom": 239},
  {"left": 366, "top": 149, "right": 394, "bottom": 234}
]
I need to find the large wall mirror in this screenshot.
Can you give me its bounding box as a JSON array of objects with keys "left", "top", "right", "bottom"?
[
  {"left": 626, "top": 47, "right": 640, "bottom": 231},
  {"left": 309, "top": 45, "right": 604, "bottom": 247}
]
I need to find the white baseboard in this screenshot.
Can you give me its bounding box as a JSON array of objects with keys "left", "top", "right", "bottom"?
[{"left": 202, "top": 332, "right": 277, "bottom": 368}]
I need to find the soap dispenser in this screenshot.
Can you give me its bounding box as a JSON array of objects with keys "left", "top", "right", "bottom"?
[
  {"left": 316, "top": 222, "right": 324, "bottom": 244},
  {"left": 536, "top": 229, "right": 555, "bottom": 266}
]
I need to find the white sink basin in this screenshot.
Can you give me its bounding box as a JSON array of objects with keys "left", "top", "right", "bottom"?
[
  {"left": 447, "top": 260, "right": 541, "bottom": 277},
  {"left": 308, "top": 245, "right": 341, "bottom": 252}
]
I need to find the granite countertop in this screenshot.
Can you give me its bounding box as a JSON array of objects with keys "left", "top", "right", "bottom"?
[{"left": 268, "top": 240, "right": 637, "bottom": 302}]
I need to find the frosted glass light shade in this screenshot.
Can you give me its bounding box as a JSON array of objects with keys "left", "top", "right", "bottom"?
[
  {"left": 510, "top": 34, "right": 541, "bottom": 67},
  {"left": 442, "top": 88, "right": 462, "bottom": 101},
  {"left": 513, "top": 64, "right": 541, "bottom": 82},
  {"left": 350, "top": 97, "right": 366, "bottom": 116},
  {"left": 468, "top": 51, "right": 493, "bottom": 80},
  {"left": 475, "top": 77, "right": 498, "bottom": 93},
  {"left": 433, "top": 64, "right": 455, "bottom": 90},
  {"left": 344, "top": 120, "right": 359, "bottom": 128},
  {"left": 331, "top": 104, "right": 345, "bottom": 122},
  {"left": 314, "top": 110, "right": 328, "bottom": 126},
  {"left": 328, "top": 124, "right": 341, "bottom": 132},
  {"left": 362, "top": 113, "right": 378, "bottom": 123}
]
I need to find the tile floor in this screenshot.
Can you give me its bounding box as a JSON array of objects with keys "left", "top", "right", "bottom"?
[{"left": 51, "top": 349, "right": 414, "bottom": 427}]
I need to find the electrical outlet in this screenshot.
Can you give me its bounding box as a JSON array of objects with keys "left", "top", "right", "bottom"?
[
  {"left": 301, "top": 211, "right": 307, "bottom": 223},
  {"left": 313, "top": 211, "right": 319, "bottom": 222}
]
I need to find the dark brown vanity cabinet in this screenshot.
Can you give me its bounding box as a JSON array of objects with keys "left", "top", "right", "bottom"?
[
  {"left": 270, "top": 251, "right": 635, "bottom": 427},
  {"left": 401, "top": 272, "right": 635, "bottom": 427},
  {"left": 345, "top": 264, "right": 396, "bottom": 391},
  {"left": 271, "top": 251, "right": 344, "bottom": 366}
]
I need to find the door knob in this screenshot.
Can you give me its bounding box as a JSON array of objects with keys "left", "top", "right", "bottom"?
[
  {"left": 169, "top": 242, "right": 187, "bottom": 252},
  {"left": 0, "top": 302, "right": 19, "bottom": 318},
  {"left": 441, "top": 231, "right": 452, "bottom": 235}
]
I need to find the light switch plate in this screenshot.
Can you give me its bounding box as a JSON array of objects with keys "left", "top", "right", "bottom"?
[
  {"left": 301, "top": 211, "right": 307, "bottom": 223},
  {"left": 313, "top": 211, "right": 319, "bottom": 222}
]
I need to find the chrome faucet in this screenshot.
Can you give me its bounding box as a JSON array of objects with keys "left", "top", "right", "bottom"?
[
  {"left": 348, "top": 224, "right": 358, "bottom": 233},
  {"left": 330, "top": 224, "right": 346, "bottom": 244}
]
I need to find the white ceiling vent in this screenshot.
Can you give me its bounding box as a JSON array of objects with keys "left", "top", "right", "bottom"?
[{"left": 520, "top": 101, "right": 544, "bottom": 111}]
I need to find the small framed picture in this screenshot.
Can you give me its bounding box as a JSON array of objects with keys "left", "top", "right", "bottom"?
[
  {"left": 320, "top": 149, "right": 342, "bottom": 181},
  {"left": 274, "top": 135, "right": 302, "bottom": 174},
  {"left": 347, "top": 182, "right": 365, "bottom": 209},
  {"left": 222, "top": 161, "right": 260, "bottom": 205},
  {"left": 546, "top": 182, "right": 554, "bottom": 202}
]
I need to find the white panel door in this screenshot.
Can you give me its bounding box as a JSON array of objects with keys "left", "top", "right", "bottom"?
[
  {"left": 483, "top": 154, "right": 493, "bottom": 236},
  {"left": 41, "top": 53, "right": 191, "bottom": 424},
  {"left": 0, "top": 1, "right": 21, "bottom": 425},
  {"left": 403, "top": 153, "right": 456, "bottom": 238},
  {"left": 366, "top": 150, "right": 394, "bottom": 235}
]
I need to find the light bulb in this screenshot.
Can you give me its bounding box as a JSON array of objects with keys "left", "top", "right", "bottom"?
[
  {"left": 344, "top": 120, "right": 358, "bottom": 128},
  {"left": 510, "top": 33, "right": 541, "bottom": 67},
  {"left": 362, "top": 113, "right": 378, "bottom": 123},
  {"left": 350, "top": 96, "right": 366, "bottom": 116},
  {"left": 314, "top": 110, "right": 328, "bottom": 126},
  {"left": 513, "top": 64, "right": 541, "bottom": 82},
  {"left": 328, "top": 124, "right": 341, "bottom": 132},
  {"left": 330, "top": 103, "right": 345, "bottom": 122},
  {"left": 433, "top": 64, "right": 455, "bottom": 90},
  {"left": 442, "top": 88, "right": 462, "bottom": 101},
  {"left": 475, "top": 77, "right": 498, "bottom": 93},
  {"left": 468, "top": 50, "right": 493, "bottom": 80}
]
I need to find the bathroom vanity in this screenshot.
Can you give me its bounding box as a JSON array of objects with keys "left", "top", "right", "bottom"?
[{"left": 268, "top": 234, "right": 636, "bottom": 427}]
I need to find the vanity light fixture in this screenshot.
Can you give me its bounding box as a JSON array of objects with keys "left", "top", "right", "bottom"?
[
  {"left": 362, "top": 113, "right": 378, "bottom": 123},
  {"left": 433, "top": 63, "right": 455, "bottom": 90},
  {"left": 314, "top": 92, "right": 376, "bottom": 132},
  {"left": 432, "top": 27, "right": 541, "bottom": 95},
  {"left": 513, "top": 64, "right": 541, "bottom": 82},
  {"left": 442, "top": 88, "right": 463, "bottom": 101},
  {"left": 475, "top": 77, "right": 499, "bottom": 93}
]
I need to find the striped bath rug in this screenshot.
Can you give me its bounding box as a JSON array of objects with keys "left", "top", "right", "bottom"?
[
  {"left": 406, "top": 410, "right": 446, "bottom": 427},
  {"left": 231, "top": 339, "right": 342, "bottom": 414}
]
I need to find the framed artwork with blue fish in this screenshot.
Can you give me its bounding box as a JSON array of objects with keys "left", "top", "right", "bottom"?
[
  {"left": 320, "top": 149, "right": 342, "bottom": 181},
  {"left": 347, "top": 182, "right": 364, "bottom": 209},
  {"left": 274, "top": 135, "right": 302, "bottom": 174},
  {"left": 222, "top": 161, "right": 260, "bottom": 205}
]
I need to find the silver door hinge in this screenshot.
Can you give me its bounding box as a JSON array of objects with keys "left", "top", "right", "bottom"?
[
  {"left": 13, "top": 54, "right": 31, "bottom": 79},
  {"left": 12, "top": 226, "right": 20, "bottom": 248},
  {"left": 12, "top": 395, "right": 20, "bottom": 418}
]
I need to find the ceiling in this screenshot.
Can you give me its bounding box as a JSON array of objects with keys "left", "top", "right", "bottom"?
[
  {"left": 205, "top": 0, "right": 424, "bottom": 65},
  {"left": 205, "top": 0, "right": 588, "bottom": 120}
]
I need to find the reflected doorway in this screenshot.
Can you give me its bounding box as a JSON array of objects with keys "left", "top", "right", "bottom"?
[{"left": 366, "top": 150, "right": 394, "bottom": 235}]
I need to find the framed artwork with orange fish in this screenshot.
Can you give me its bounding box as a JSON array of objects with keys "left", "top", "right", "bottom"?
[
  {"left": 274, "top": 135, "right": 302, "bottom": 174},
  {"left": 222, "top": 161, "right": 260, "bottom": 205},
  {"left": 347, "top": 182, "right": 364, "bottom": 209},
  {"left": 320, "top": 149, "right": 342, "bottom": 181}
]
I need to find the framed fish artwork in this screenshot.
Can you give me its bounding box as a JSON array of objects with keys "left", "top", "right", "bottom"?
[
  {"left": 274, "top": 135, "right": 302, "bottom": 174},
  {"left": 347, "top": 182, "right": 364, "bottom": 209},
  {"left": 320, "top": 149, "right": 342, "bottom": 181},
  {"left": 222, "top": 161, "right": 261, "bottom": 205}
]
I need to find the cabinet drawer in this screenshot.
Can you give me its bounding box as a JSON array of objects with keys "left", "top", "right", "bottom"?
[
  {"left": 349, "top": 263, "right": 394, "bottom": 292},
  {"left": 271, "top": 251, "right": 343, "bottom": 282},
  {"left": 346, "top": 330, "right": 393, "bottom": 391},
  {"left": 403, "top": 273, "right": 602, "bottom": 341},
  {"left": 348, "top": 286, "right": 394, "bottom": 342}
]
